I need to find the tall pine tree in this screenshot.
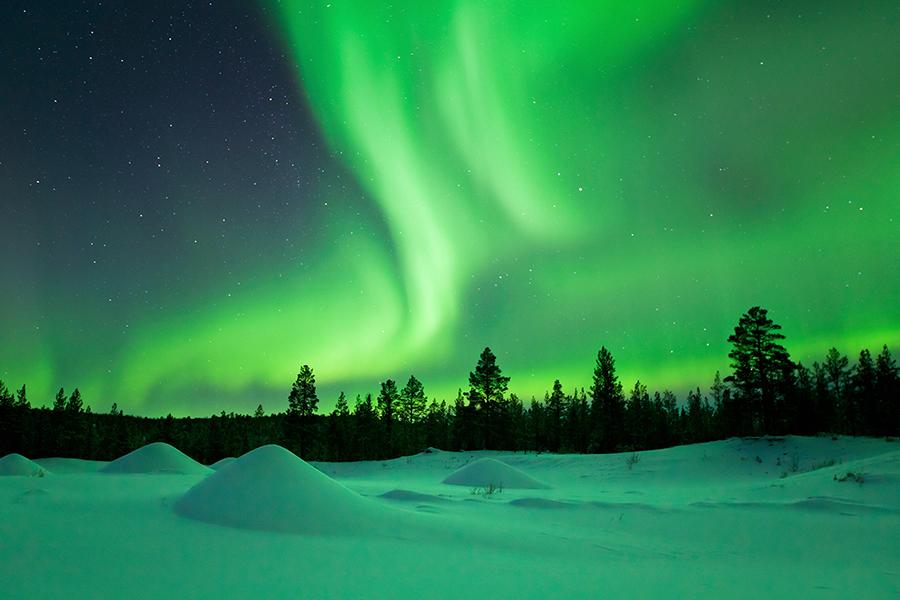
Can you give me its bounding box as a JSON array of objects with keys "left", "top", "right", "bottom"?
[
  {"left": 589, "top": 346, "right": 625, "bottom": 452},
  {"left": 724, "top": 307, "right": 792, "bottom": 435}
]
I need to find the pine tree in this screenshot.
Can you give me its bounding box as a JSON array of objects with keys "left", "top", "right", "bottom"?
[
  {"left": 824, "top": 348, "right": 852, "bottom": 433},
  {"left": 329, "top": 392, "right": 351, "bottom": 461},
  {"left": 794, "top": 363, "right": 816, "bottom": 435},
  {"left": 545, "top": 379, "right": 565, "bottom": 452},
  {"left": 686, "top": 388, "right": 706, "bottom": 444},
  {"left": 467, "top": 347, "right": 510, "bottom": 449},
  {"left": 626, "top": 380, "right": 650, "bottom": 450},
  {"left": 353, "top": 393, "right": 378, "bottom": 459},
  {"left": 397, "top": 376, "right": 426, "bottom": 454},
  {"left": 398, "top": 376, "right": 426, "bottom": 424},
  {"left": 589, "top": 346, "right": 625, "bottom": 452},
  {"left": 725, "top": 306, "right": 792, "bottom": 435},
  {"left": 254, "top": 404, "right": 265, "bottom": 418},
  {"left": 288, "top": 365, "right": 319, "bottom": 417},
  {"left": 15, "top": 384, "right": 29, "bottom": 408},
  {"left": 67, "top": 389, "right": 84, "bottom": 412},
  {"left": 875, "top": 346, "right": 899, "bottom": 435},
  {"left": 852, "top": 349, "right": 877, "bottom": 435},
  {"left": 377, "top": 379, "right": 399, "bottom": 455},
  {"left": 333, "top": 392, "right": 349, "bottom": 417},
  {"left": 0, "top": 380, "right": 14, "bottom": 407},
  {"left": 53, "top": 387, "right": 67, "bottom": 411},
  {"left": 287, "top": 365, "right": 319, "bottom": 457},
  {"left": 812, "top": 362, "right": 833, "bottom": 433}
]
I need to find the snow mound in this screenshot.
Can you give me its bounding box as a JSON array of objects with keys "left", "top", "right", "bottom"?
[
  {"left": 442, "top": 458, "right": 549, "bottom": 489},
  {"left": 174, "top": 444, "right": 381, "bottom": 535},
  {"left": 102, "top": 442, "right": 211, "bottom": 475},
  {"left": 209, "top": 457, "right": 236, "bottom": 470},
  {"left": 0, "top": 453, "right": 48, "bottom": 477}
]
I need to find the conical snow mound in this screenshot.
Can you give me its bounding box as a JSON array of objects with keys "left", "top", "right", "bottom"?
[
  {"left": 443, "top": 458, "right": 549, "bottom": 489},
  {"left": 175, "top": 445, "right": 379, "bottom": 535},
  {"left": 102, "top": 442, "right": 211, "bottom": 475},
  {"left": 0, "top": 453, "right": 48, "bottom": 476}
]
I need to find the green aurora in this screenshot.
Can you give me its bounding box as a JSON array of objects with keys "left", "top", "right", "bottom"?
[{"left": 2, "top": 1, "right": 898, "bottom": 415}]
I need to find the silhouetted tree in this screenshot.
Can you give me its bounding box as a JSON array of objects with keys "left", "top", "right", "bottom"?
[
  {"left": 287, "top": 364, "right": 318, "bottom": 457},
  {"left": 824, "top": 348, "right": 852, "bottom": 433},
  {"left": 545, "top": 380, "right": 565, "bottom": 452},
  {"left": 467, "top": 347, "right": 510, "bottom": 449},
  {"left": 589, "top": 347, "right": 625, "bottom": 452},
  {"left": 625, "top": 380, "right": 650, "bottom": 449},
  {"left": 53, "top": 387, "right": 67, "bottom": 412},
  {"left": 398, "top": 375, "right": 427, "bottom": 454},
  {"left": 725, "top": 306, "right": 792, "bottom": 435},
  {"left": 15, "top": 385, "right": 29, "bottom": 408},
  {"left": 853, "top": 349, "right": 877, "bottom": 435},
  {"left": 67, "top": 389, "right": 84, "bottom": 413},
  {"left": 377, "top": 379, "right": 399, "bottom": 455},
  {"left": 875, "top": 345, "right": 899, "bottom": 436}
]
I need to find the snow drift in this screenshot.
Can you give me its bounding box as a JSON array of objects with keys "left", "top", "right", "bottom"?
[
  {"left": 174, "top": 444, "right": 384, "bottom": 535},
  {"left": 0, "top": 454, "right": 47, "bottom": 477},
  {"left": 443, "top": 458, "right": 549, "bottom": 489},
  {"left": 101, "top": 442, "right": 211, "bottom": 475}
]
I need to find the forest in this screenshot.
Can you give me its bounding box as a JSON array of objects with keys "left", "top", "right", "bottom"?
[{"left": 1, "top": 307, "right": 897, "bottom": 464}]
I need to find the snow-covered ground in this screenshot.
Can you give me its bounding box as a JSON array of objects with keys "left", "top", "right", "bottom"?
[{"left": 1, "top": 436, "right": 898, "bottom": 599}]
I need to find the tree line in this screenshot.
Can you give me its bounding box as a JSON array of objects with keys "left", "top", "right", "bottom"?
[{"left": 0, "top": 307, "right": 897, "bottom": 463}]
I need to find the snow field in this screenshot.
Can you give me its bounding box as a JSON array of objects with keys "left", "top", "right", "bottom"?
[{"left": 0, "top": 436, "right": 897, "bottom": 599}]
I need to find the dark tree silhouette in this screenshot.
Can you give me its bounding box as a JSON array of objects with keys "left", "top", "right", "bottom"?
[
  {"left": 545, "top": 379, "right": 565, "bottom": 452},
  {"left": 823, "top": 348, "right": 852, "bottom": 433},
  {"left": 590, "top": 346, "right": 625, "bottom": 452},
  {"left": 377, "top": 379, "right": 399, "bottom": 455},
  {"left": 725, "top": 306, "right": 792, "bottom": 435},
  {"left": 467, "top": 347, "right": 510, "bottom": 449},
  {"left": 875, "top": 346, "right": 899, "bottom": 435},
  {"left": 287, "top": 364, "right": 318, "bottom": 457},
  {"left": 53, "top": 387, "right": 67, "bottom": 412}
]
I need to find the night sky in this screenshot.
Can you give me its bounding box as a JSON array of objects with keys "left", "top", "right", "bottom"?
[{"left": 1, "top": 1, "right": 897, "bottom": 416}]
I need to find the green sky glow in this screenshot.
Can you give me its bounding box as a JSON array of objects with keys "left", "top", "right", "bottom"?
[{"left": 2, "top": 1, "right": 897, "bottom": 415}]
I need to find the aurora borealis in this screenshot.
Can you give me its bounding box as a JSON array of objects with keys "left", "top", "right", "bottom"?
[{"left": 1, "top": 1, "right": 897, "bottom": 416}]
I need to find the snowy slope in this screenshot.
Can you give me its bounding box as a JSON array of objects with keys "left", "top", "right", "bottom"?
[{"left": 0, "top": 436, "right": 897, "bottom": 599}]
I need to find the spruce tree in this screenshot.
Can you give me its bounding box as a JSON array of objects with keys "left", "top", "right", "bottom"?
[{"left": 254, "top": 404, "right": 265, "bottom": 418}]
